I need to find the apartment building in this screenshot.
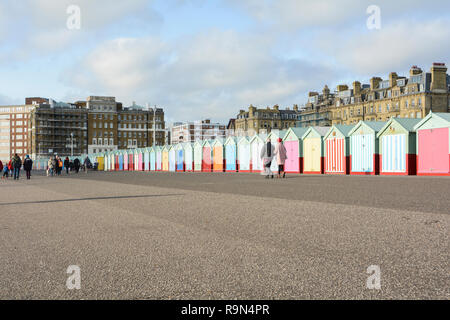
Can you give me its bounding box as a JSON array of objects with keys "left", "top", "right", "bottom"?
[
  {"left": 235, "top": 104, "right": 300, "bottom": 136},
  {"left": 29, "top": 101, "right": 88, "bottom": 158},
  {"left": 0, "top": 104, "right": 34, "bottom": 162},
  {"left": 117, "top": 102, "right": 165, "bottom": 149},
  {"left": 171, "top": 119, "right": 226, "bottom": 144},
  {"left": 297, "top": 85, "right": 334, "bottom": 127},
  {"left": 330, "top": 63, "right": 450, "bottom": 125}
]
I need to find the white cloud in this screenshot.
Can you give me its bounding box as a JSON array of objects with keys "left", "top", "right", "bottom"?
[
  {"left": 316, "top": 19, "right": 450, "bottom": 77},
  {"left": 65, "top": 30, "right": 336, "bottom": 122}
]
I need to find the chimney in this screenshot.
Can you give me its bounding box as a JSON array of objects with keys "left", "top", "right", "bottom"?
[
  {"left": 353, "top": 81, "right": 361, "bottom": 95},
  {"left": 431, "top": 63, "right": 448, "bottom": 92},
  {"left": 336, "top": 84, "right": 348, "bottom": 92},
  {"left": 273, "top": 104, "right": 279, "bottom": 111},
  {"left": 293, "top": 104, "right": 298, "bottom": 111},
  {"left": 370, "top": 77, "right": 382, "bottom": 90},
  {"left": 409, "top": 65, "right": 422, "bottom": 76},
  {"left": 322, "top": 85, "right": 330, "bottom": 96},
  {"left": 389, "top": 72, "right": 398, "bottom": 87}
]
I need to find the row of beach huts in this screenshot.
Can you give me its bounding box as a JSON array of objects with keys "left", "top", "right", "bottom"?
[{"left": 33, "top": 112, "right": 450, "bottom": 176}]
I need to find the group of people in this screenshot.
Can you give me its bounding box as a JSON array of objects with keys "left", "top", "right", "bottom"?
[
  {"left": 0, "top": 154, "right": 33, "bottom": 180},
  {"left": 260, "top": 138, "right": 288, "bottom": 179}
]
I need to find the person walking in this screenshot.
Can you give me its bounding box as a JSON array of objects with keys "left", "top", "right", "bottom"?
[
  {"left": 275, "top": 138, "right": 288, "bottom": 179},
  {"left": 0, "top": 160, "right": 3, "bottom": 174},
  {"left": 74, "top": 158, "right": 80, "bottom": 174},
  {"left": 12, "top": 154, "right": 22, "bottom": 180},
  {"left": 64, "top": 157, "right": 70, "bottom": 175},
  {"left": 7, "top": 159, "right": 12, "bottom": 178},
  {"left": 48, "top": 157, "right": 54, "bottom": 177},
  {"left": 23, "top": 155, "right": 33, "bottom": 180},
  {"left": 2, "top": 162, "right": 8, "bottom": 180},
  {"left": 260, "top": 138, "right": 276, "bottom": 179},
  {"left": 57, "top": 157, "right": 63, "bottom": 176},
  {"left": 83, "top": 156, "right": 91, "bottom": 174}
]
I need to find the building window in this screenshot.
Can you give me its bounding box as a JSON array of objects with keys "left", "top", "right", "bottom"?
[{"left": 92, "top": 138, "right": 97, "bottom": 145}]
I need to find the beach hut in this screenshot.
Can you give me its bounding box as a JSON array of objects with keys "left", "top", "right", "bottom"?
[
  {"left": 282, "top": 128, "right": 308, "bottom": 174},
  {"left": 237, "top": 137, "right": 251, "bottom": 172},
  {"left": 97, "top": 154, "right": 104, "bottom": 171},
  {"left": 302, "top": 127, "right": 328, "bottom": 174},
  {"left": 110, "top": 152, "right": 115, "bottom": 171},
  {"left": 193, "top": 140, "right": 203, "bottom": 172},
  {"left": 123, "top": 150, "right": 129, "bottom": 170},
  {"left": 162, "top": 145, "right": 169, "bottom": 171},
  {"left": 377, "top": 118, "right": 421, "bottom": 175},
  {"left": 168, "top": 145, "right": 176, "bottom": 172},
  {"left": 143, "top": 148, "right": 150, "bottom": 171},
  {"left": 414, "top": 112, "right": 450, "bottom": 176},
  {"left": 183, "top": 143, "right": 194, "bottom": 172},
  {"left": 202, "top": 140, "right": 213, "bottom": 172},
  {"left": 149, "top": 147, "right": 156, "bottom": 171},
  {"left": 156, "top": 146, "right": 162, "bottom": 171},
  {"left": 250, "top": 134, "right": 266, "bottom": 173},
  {"left": 267, "top": 130, "right": 287, "bottom": 173},
  {"left": 323, "top": 125, "right": 353, "bottom": 175},
  {"left": 103, "top": 153, "right": 109, "bottom": 171},
  {"left": 175, "top": 144, "right": 185, "bottom": 172},
  {"left": 212, "top": 138, "right": 225, "bottom": 172},
  {"left": 128, "top": 150, "right": 134, "bottom": 171},
  {"left": 224, "top": 137, "right": 238, "bottom": 172},
  {"left": 118, "top": 151, "right": 124, "bottom": 171},
  {"left": 349, "top": 121, "right": 385, "bottom": 175}
]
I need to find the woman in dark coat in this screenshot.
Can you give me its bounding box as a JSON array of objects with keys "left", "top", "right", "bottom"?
[
  {"left": 23, "top": 155, "right": 33, "bottom": 180},
  {"left": 64, "top": 157, "right": 70, "bottom": 174}
]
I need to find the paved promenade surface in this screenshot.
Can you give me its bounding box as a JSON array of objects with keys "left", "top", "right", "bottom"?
[{"left": 0, "top": 171, "right": 449, "bottom": 299}]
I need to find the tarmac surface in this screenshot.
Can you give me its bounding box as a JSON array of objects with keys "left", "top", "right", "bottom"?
[{"left": 0, "top": 170, "right": 449, "bottom": 299}]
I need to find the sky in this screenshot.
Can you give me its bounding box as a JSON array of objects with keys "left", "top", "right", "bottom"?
[{"left": 0, "top": 0, "right": 449, "bottom": 124}]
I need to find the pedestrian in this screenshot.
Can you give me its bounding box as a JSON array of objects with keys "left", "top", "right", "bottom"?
[
  {"left": 64, "top": 157, "right": 70, "bottom": 174},
  {"left": 23, "top": 155, "right": 33, "bottom": 180},
  {"left": 260, "top": 138, "right": 276, "bottom": 179},
  {"left": 48, "top": 157, "right": 54, "bottom": 177},
  {"left": 0, "top": 160, "right": 3, "bottom": 174},
  {"left": 74, "top": 158, "right": 80, "bottom": 173},
  {"left": 275, "top": 138, "right": 288, "bottom": 179},
  {"left": 12, "top": 153, "right": 22, "bottom": 180},
  {"left": 83, "top": 156, "right": 91, "bottom": 174},
  {"left": 52, "top": 156, "right": 58, "bottom": 176},
  {"left": 8, "top": 159, "right": 12, "bottom": 177},
  {"left": 2, "top": 163, "right": 8, "bottom": 180},
  {"left": 58, "top": 157, "right": 63, "bottom": 175}
]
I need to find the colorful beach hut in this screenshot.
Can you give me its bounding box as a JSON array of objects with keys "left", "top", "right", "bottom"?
[
  {"left": 149, "top": 147, "right": 156, "bottom": 171},
  {"left": 183, "top": 143, "right": 194, "bottom": 172},
  {"left": 123, "top": 150, "right": 129, "bottom": 170},
  {"left": 283, "top": 128, "right": 308, "bottom": 174},
  {"left": 143, "top": 148, "right": 150, "bottom": 171},
  {"left": 323, "top": 125, "right": 353, "bottom": 175},
  {"left": 377, "top": 118, "right": 421, "bottom": 175},
  {"left": 175, "top": 144, "right": 185, "bottom": 172},
  {"left": 162, "top": 145, "right": 169, "bottom": 172},
  {"left": 414, "top": 112, "right": 450, "bottom": 176},
  {"left": 250, "top": 134, "right": 266, "bottom": 173},
  {"left": 168, "top": 145, "right": 176, "bottom": 172},
  {"left": 155, "top": 146, "right": 162, "bottom": 171},
  {"left": 193, "top": 140, "right": 203, "bottom": 172},
  {"left": 224, "top": 137, "right": 238, "bottom": 172},
  {"left": 302, "top": 127, "right": 329, "bottom": 174},
  {"left": 212, "top": 138, "right": 225, "bottom": 172},
  {"left": 118, "top": 151, "right": 124, "bottom": 171},
  {"left": 237, "top": 137, "right": 251, "bottom": 172},
  {"left": 349, "top": 121, "right": 385, "bottom": 175},
  {"left": 202, "top": 140, "right": 213, "bottom": 172}
]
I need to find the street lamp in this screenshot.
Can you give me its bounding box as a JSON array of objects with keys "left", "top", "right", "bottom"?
[{"left": 71, "top": 132, "right": 74, "bottom": 157}]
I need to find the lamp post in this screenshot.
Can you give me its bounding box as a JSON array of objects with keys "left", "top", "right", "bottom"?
[{"left": 70, "top": 132, "right": 74, "bottom": 157}]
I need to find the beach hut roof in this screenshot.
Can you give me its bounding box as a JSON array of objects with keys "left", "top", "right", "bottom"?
[
  {"left": 324, "top": 125, "right": 354, "bottom": 140},
  {"left": 268, "top": 129, "right": 288, "bottom": 138},
  {"left": 413, "top": 112, "right": 450, "bottom": 130},
  {"left": 301, "top": 126, "right": 330, "bottom": 139},
  {"left": 237, "top": 136, "right": 250, "bottom": 144},
  {"left": 284, "top": 127, "right": 308, "bottom": 140},
  {"left": 377, "top": 118, "right": 421, "bottom": 137},
  {"left": 348, "top": 121, "right": 386, "bottom": 135},
  {"left": 212, "top": 137, "right": 225, "bottom": 146},
  {"left": 224, "top": 136, "right": 237, "bottom": 145}
]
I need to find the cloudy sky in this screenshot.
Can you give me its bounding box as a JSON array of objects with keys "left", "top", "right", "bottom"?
[{"left": 1, "top": 0, "right": 449, "bottom": 123}]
